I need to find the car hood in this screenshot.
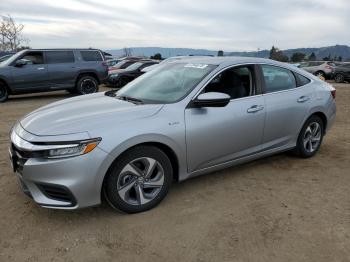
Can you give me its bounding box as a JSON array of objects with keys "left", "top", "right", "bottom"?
[{"left": 20, "top": 92, "right": 163, "bottom": 136}]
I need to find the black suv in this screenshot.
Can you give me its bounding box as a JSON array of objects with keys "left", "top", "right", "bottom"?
[
  {"left": 0, "top": 49, "right": 108, "bottom": 102},
  {"left": 334, "top": 63, "right": 350, "bottom": 83}
]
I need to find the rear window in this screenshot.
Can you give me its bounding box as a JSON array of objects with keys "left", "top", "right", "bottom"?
[
  {"left": 295, "top": 73, "right": 311, "bottom": 87},
  {"left": 46, "top": 51, "right": 75, "bottom": 64},
  {"left": 80, "top": 51, "right": 103, "bottom": 61},
  {"left": 261, "top": 65, "right": 296, "bottom": 93}
]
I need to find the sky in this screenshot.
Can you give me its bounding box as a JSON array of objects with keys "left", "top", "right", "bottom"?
[{"left": 1, "top": 0, "right": 349, "bottom": 52}]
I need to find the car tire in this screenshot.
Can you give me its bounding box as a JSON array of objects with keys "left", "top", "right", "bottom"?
[
  {"left": 334, "top": 73, "right": 345, "bottom": 83},
  {"left": 294, "top": 115, "right": 324, "bottom": 158},
  {"left": 104, "top": 146, "right": 173, "bottom": 213},
  {"left": 0, "top": 82, "right": 9, "bottom": 103},
  {"left": 76, "top": 76, "right": 99, "bottom": 95}
]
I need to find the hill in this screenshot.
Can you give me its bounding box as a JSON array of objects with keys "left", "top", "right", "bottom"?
[{"left": 105, "top": 45, "right": 350, "bottom": 60}]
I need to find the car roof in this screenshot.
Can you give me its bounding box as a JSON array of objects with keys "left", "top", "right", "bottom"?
[{"left": 23, "top": 48, "right": 103, "bottom": 52}]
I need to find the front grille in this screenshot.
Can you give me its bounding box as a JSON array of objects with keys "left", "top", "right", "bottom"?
[{"left": 36, "top": 183, "right": 76, "bottom": 206}]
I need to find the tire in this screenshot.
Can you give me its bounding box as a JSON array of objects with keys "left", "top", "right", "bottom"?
[
  {"left": 294, "top": 115, "right": 324, "bottom": 158},
  {"left": 0, "top": 82, "right": 9, "bottom": 103},
  {"left": 76, "top": 76, "right": 99, "bottom": 95},
  {"left": 104, "top": 146, "right": 173, "bottom": 213},
  {"left": 334, "top": 73, "right": 345, "bottom": 83}
]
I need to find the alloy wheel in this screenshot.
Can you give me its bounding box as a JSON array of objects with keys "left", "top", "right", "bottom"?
[
  {"left": 81, "top": 79, "right": 97, "bottom": 94},
  {"left": 117, "top": 157, "right": 165, "bottom": 206},
  {"left": 303, "top": 122, "right": 322, "bottom": 153}
]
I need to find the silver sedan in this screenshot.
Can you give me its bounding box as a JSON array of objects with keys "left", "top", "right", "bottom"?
[{"left": 9, "top": 57, "right": 336, "bottom": 213}]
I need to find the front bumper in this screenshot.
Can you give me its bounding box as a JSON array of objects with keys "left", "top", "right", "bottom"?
[{"left": 9, "top": 127, "right": 114, "bottom": 209}]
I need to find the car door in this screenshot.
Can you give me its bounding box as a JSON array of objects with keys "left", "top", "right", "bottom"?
[
  {"left": 259, "top": 64, "right": 313, "bottom": 150},
  {"left": 10, "top": 51, "right": 50, "bottom": 91},
  {"left": 185, "top": 65, "right": 266, "bottom": 173},
  {"left": 46, "top": 50, "right": 76, "bottom": 89}
]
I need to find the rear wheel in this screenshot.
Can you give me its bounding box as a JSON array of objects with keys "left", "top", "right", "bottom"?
[
  {"left": 334, "top": 73, "right": 345, "bottom": 83},
  {"left": 0, "top": 83, "right": 9, "bottom": 103},
  {"left": 76, "top": 76, "right": 99, "bottom": 95},
  {"left": 294, "top": 115, "right": 324, "bottom": 158},
  {"left": 104, "top": 146, "right": 172, "bottom": 213}
]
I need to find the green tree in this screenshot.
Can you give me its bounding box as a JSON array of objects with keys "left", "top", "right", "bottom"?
[
  {"left": 309, "top": 52, "right": 316, "bottom": 61},
  {"left": 217, "top": 50, "right": 224, "bottom": 56},
  {"left": 269, "top": 46, "right": 289, "bottom": 62},
  {"left": 291, "top": 52, "right": 306, "bottom": 62},
  {"left": 150, "top": 53, "right": 162, "bottom": 60}
]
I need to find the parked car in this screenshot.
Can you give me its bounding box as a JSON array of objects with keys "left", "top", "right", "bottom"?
[
  {"left": 107, "top": 60, "right": 159, "bottom": 87},
  {"left": 141, "top": 55, "right": 208, "bottom": 73},
  {"left": 0, "top": 48, "right": 108, "bottom": 102},
  {"left": 108, "top": 59, "right": 140, "bottom": 72},
  {"left": 9, "top": 57, "right": 336, "bottom": 213},
  {"left": 106, "top": 58, "right": 121, "bottom": 68},
  {"left": 298, "top": 61, "right": 335, "bottom": 79},
  {"left": 333, "top": 63, "right": 350, "bottom": 83}
]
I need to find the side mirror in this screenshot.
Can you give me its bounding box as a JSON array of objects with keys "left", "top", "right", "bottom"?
[
  {"left": 15, "top": 59, "right": 28, "bottom": 67},
  {"left": 192, "top": 92, "right": 231, "bottom": 108}
]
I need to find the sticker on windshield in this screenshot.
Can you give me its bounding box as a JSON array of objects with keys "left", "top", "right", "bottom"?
[{"left": 184, "top": 63, "right": 208, "bottom": 69}]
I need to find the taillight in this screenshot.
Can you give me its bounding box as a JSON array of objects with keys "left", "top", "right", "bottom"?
[{"left": 331, "top": 89, "right": 336, "bottom": 99}]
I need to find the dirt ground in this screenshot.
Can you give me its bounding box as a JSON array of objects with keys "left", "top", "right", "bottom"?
[{"left": 0, "top": 83, "right": 349, "bottom": 262}]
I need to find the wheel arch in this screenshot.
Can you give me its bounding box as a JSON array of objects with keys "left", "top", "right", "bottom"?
[{"left": 99, "top": 137, "right": 184, "bottom": 203}]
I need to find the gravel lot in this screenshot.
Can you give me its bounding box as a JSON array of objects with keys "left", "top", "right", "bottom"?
[{"left": 0, "top": 83, "right": 349, "bottom": 262}]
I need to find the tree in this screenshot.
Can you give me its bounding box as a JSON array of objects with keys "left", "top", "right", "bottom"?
[
  {"left": 217, "top": 50, "right": 224, "bottom": 56},
  {"left": 309, "top": 52, "right": 316, "bottom": 61},
  {"left": 269, "top": 46, "right": 289, "bottom": 62},
  {"left": 150, "top": 53, "right": 162, "bottom": 60},
  {"left": 291, "top": 52, "right": 306, "bottom": 62},
  {"left": 0, "top": 14, "right": 28, "bottom": 51}
]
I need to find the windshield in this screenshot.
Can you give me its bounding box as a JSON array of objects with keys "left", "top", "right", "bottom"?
[
  {"left": 116, "top": 62, "right": 216, "bottom": 103},
  {"left": 126, "top": 62, "right": 143, "bottom": 70},
  {"left": 0, "top": 50, "right": 24, "bottom": 66}
]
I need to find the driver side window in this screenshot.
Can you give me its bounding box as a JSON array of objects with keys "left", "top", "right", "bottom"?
[
  {"left": 204, "top": 65, "right": 255, "bottom": 99},
  {"left": 21, "top": 51, "right": 44, "bottom": 65}
]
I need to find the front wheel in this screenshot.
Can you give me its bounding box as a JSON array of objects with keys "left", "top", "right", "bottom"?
[
  {"left": 294, "top": 115, "right": 324, "bottom": 158},
  {"left": 0, "top": 83, "right": 9, "bottom": 103},
  {"left": 76, "top": 76, "right": 99, "bottom": 95},
  {"left": 334, "top": 73, "right": 345, "bottom": 83},
  {"left": 104, "top": 146, "right": 173, "bottom": 213}
]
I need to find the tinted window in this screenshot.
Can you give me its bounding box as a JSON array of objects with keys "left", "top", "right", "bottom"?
[
  {"left": 46, "top": 51, "right": 74, "bottom": 64},
  {"left": 205, "top": 66, "right": 255, "bottom": 98},
  {"left": 21, "top": 51, "right": 44, "bottom": 64},
  {"left": 295, "top": 73, "right": 311, "bottom": 87},
  {"left": 261, "top": 65, "right": 296, "bottom": 93},
  {"left": 80, "top": 51, "right": 103, "bottom": 61}
]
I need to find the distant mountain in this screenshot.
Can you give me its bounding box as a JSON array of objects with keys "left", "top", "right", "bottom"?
[{"left": 105, "top": 45, "right": 350, "bottom": 61}]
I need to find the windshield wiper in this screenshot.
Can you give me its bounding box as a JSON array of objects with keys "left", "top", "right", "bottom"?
[
  {"left": 104, "top": 89, "right": 118, "bottom": 97},
  {"left": 116, "top": 95, "right": 144, "bottom": 104}
]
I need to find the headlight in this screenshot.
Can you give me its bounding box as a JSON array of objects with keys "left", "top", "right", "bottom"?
[
  {"left": 44, "top": 138, "right": 101, "bottom": 159},
  {"left": 109, "top": 73, "right": 118, "bottom": 78}
]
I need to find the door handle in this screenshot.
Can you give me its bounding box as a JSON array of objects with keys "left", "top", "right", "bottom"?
[
  {"left": 247, "top": 105, "right": 264, "bottom": 113},
  {"left": 37, "top": 67, "right": 45, "bottom": 70},
  {"left": 297, "top": 96, "right": 310, "bottom": 103}
]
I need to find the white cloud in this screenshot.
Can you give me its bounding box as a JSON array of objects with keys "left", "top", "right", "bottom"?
[{"left": 0, "top": 0, "right": 349, "bottom": 51}]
